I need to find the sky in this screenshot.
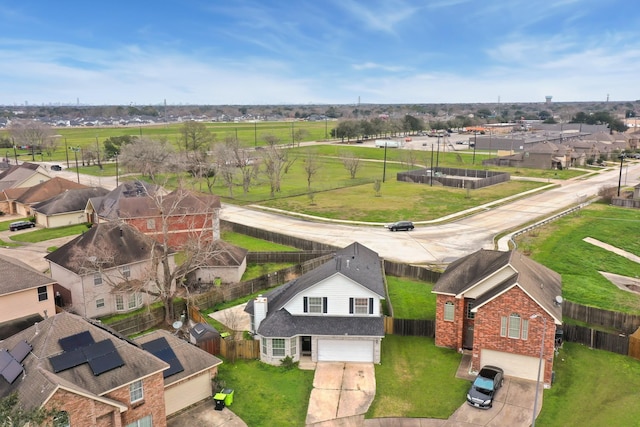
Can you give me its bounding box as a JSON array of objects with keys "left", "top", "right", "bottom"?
[{"left": 0, "top": 0, "right": 638, "bottom": 106}]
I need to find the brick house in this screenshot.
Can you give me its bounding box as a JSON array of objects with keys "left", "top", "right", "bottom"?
[
  {"left": 0, "top": 312, "right": 168, "bottom": 427},
  {"left": 2, "top": 176, "right": 88, "bottom": 217},
  {"left": 0, "top": 162, "right": 50, "bottom": 214},
  {"left": 432, "top": 249, "right": 562, "bottom": 386}
]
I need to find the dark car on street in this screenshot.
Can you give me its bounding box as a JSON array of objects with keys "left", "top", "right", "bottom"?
[
  {"left": 385, "top": 221, "right": 414, "bottom": 231},
  {"left": 9, "top": 221, "right": 36, "bottom": 231},
  {"left": 466, "top": 365, "right": 504, "bottom": 409},
  {"left": 50, "top": 164, "right": 62, "bottom": 171}
]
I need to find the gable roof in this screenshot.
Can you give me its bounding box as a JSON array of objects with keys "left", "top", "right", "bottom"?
[
  {"left": 91, "top": 180, "right": 159, "bottom": 220},
  {"left": 0, "top": 312, "right": 167, "bottom": 411},
  {"left": 0, "top": 253, "right": 55, "bottom": 295},
  {"left": 0, "top": 162, "right": 48, "bottom": 191},
  {"left": 32, "top": 187, "right": 110, "bottom": 215},
  {"left": 202, "top": 240, "right": 248, "bottom": 267},
  {"left": 45, "top": 222, "right": 170, "bottom": 273},
  {"left": 246, "top": 242, "right": 384, "bottom": 316},
  {"left": 133, "top": 329, "right": 222, "bottom": 387},
  {"left": 5, "top": 177, "right": 88, "bottom": 204},
  {"left": 256, "top": 309, "right": 384, "bottom": 338},
  {"left": 118, "top": 189, "right": 221, "bottom": 219},
  {"left": 433, "top": 249, "right": 562, "bottom": 323}
]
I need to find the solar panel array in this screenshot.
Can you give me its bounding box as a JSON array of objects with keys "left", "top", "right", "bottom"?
[
  {"left": 141, "top": 337, "right": 184, "bottom": 378},
  {"left": 49, "top": 332, "right": 124, "bottom": 376},
  {"left": 0, "top": 340, "right": 32, "bottom": 384}
]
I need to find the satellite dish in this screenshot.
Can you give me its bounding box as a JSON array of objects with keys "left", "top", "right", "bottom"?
[
  {"left": 172, "top": 320, "right": 183, "bottom": 330},
  {"left": 555, "top": 296, "right": 563, "bottom": 305}
]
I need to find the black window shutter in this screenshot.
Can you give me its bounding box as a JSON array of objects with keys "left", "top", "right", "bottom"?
[
  {"left": 349, "top": 297, "right": 354, "bottom": 314},
  {"left": 323, "top": 297, "right": 328, "bottom": 313},
  {"left": 369, "top": 298, "right": 374, "bottom": 314},
  {"left": 303, "top": 297, "right": 308, "bottom": 313}
]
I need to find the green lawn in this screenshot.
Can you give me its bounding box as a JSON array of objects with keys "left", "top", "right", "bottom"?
[
  {"left": 221, "top": 231, "right": 299, "bottom": 252},
  {"left": 538, "top": 343, "right": 640, "bottom": 426},
  {"left": 516, "top": 203, "right": 640, "bottom": 313},
  {"left": 366, "top": 335, "right": 468, "bottom": 419},
  {"left": 8, "top": 223, "right": 88, "bottom": 243},
  {"left": 216, "top": 358, "right": 314, "bottom": 427},
  {"left": 387, "top": 277, "right": 435, "bottom": 319}
]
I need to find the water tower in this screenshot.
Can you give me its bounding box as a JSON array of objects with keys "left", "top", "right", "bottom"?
[{"left": 545, "top": 96, "right": 552, "bottom": 105}]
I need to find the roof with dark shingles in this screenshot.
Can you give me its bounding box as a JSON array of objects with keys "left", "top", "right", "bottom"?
[
  {"left": 6, "top": 177, "right": 88, "bottom": 204},
  {"left": 433, "top": 249, "right": 562, "bottom": 323},
  {"left": 256, "top": 309, "right": 384, "bottom": 337},
  {"left": 91, "top": 180, "right": 159, "bottom": 220},
  {"left": 0, "top": 312, "right": 167, "bottom": 411},
  {"left": 245, "top": 242, "right": 384, "bottom": 316},
  {"left": 44, "top": 222, "right": 170, "bottom": 273},
  {"left": 118, "top": 189, "right": 220, "bottom": 219},
  {"left": 32, "top": 186, "right": 110, "bottom": 215},
  {"left": 203, "top": 240, "right": 248, "bottom": 267},
  {"left": 0, "top": 162, "right": 47, "bottom": 191}
]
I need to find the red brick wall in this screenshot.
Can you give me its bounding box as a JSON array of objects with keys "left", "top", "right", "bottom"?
[
  {"left": 45, "top": 388, "right": 122, "bottom": 427},
  {"left": 470, "top": 286, "right": 555, "bottom": 384},
  {"left": 435, "top": 295, "right": 465, "bottom": 350},
  {"left": 104, "top": 372, "right": 167, "bottom": 427},
  {"left": 125, "top": 213, "right": 215, "bottom": 248}
]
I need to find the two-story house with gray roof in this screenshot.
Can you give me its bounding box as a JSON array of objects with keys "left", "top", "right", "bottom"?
[{"left": 245, "top": 242, "right": 386, "bottom": 365}]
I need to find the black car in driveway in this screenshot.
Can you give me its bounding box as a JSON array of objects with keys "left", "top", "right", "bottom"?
[
  {"left": 466, "top": 365, "right": 504, "bottom": 409},
  {"left": 9, "top": 221, "right": 36, "bottom": 231},
  {"left": 385, "top": 221, "right": 414, "bottom": 231}
]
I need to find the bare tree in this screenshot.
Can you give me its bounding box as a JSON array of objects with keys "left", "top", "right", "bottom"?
[
  {"left": 262, "top": 133, "right": 280, "bottom": 147},
  {"left": 303, "top": 149, "right": 321, "bottom": 191},
  {"left": 224, "top": 136, "right": 258, "bottom": 195},
  {"left": 402, "top": 150, "right": 419, "bottom": 170},
  {"left": 293, "top": 128, "right": 308, "bottom": 147},
  {"left": 212, "top": 142, "right": 236, "bottom": 197},
  {"left": 341, "top": 152, "right": 361, "bottom": 179},
  {"left": 186, "top": 152, "right": 217, "bottom": 194},
  {"left": 8, "top": 119, "right": 54, "bottom": 158},
  {"left": 119, "top": 137, "right": 177, "bottom": 180},
  {"left": 261, "top": 144, "right": 288, "bottom": 197}
]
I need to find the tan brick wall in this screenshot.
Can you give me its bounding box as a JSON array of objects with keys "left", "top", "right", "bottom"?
[
  {"left": 470, "top": 287, "right": 555, "bottom": 384},
  {"left": 45, "top": 388, "right": 122, "bottom": 427},
  {"left": 104, "top": 372, "right": 167, "bottom": 427}
]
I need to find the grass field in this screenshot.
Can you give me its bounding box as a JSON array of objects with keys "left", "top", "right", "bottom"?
[{"left": 515, "top": 202, "right": 640, "bottom": 314}]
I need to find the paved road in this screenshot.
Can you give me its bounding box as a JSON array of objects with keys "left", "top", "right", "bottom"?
[{"left": 221, "top": 163, "right": 640, "bottom": 263}]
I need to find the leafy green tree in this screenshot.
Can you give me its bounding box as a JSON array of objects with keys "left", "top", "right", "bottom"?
[
  {"left": 402, "top": 115, "right": 424, "bottom": 133},
  {"left": 180, "top": 120, "right": 214, "bottom": 153},
  {"left": 0, "top": 393, "right": 64, "bottom": 427},
  {"left": 103, "top": 135, "right": 136, "bottom": 159}
]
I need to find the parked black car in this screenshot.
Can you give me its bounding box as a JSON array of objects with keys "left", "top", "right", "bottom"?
[
  {"left": 385, "top": 221, "right": 414, "bottom": 231},
  {"left": 9, "top": 221, "right": 36, "bottom": 231},
  {"left": 50, "top": 164, "right": 62, "bottom": 171},
  {"left": 466, "top": 365, "right": 504, "bottom": 409}
]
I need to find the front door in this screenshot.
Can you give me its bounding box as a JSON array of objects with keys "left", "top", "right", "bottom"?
[
  {"left": 463, "top": 325, "right": 474, "bottom": 350},
  {"left": 301, "top": 336, "right": 312, "bottom": 356}
]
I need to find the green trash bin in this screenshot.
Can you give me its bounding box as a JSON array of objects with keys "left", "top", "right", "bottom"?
[
  {"left": 223, "top": 388, "right": 234, "bottom": 406},
  {"left": 213, "top": 392, "right": 227, "bottom": 410}
]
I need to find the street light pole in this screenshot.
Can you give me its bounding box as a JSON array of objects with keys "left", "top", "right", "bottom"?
[
  {"left": 617, "top": 154, "right": 625, "bottom": 196},
  {"left": 473, "top": 132, "right": 478, "bottom": 165},
  {"left": 436, "top": 135, "right": 441, "bottom": 169},
  {"left": 65, "top": 138, "right": 70, "bottom": 168},
  {"left": 530, "top": 314, "right": 547, "bottom": 427},
  {"left": 382, "top": 142, "right": 388, "bottom": 183}
]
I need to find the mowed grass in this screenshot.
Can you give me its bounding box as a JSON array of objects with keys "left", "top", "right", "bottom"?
[
  {"left": 8, "top": 223, "right": 88, "bottom": 243},
  {"left": 366, "top": 335, "right": 468, "bottom": 419},
  {"left": 538, "top": 343, "right": 640, "bottom": 426},
  {"left": 386, "top": 276, "right": 436, "bottom": 319},
  {"left": 216, "top": 358, "right": 314, "bottom": 427},
  {"left": 515, "top": 203, "right": 640, "bottom": 313},
  {"left": 221, "top": 231, "right": 299, "bottom": 252}
]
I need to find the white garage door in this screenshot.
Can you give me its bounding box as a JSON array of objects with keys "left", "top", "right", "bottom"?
[
  {"left": 317, "top": 339, "right": 373, "bottom": 362},
  {"left": 165, "top": 373, "right": 212, "bottom": 415},
  {"left": 481, "top": 349, "right": 543, "bottom": 381}
]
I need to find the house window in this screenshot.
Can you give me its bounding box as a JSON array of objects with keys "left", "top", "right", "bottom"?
[
  {"left": 129, "top": 380, "right": 144, "bottom": 403},
  {"left": 500, "top": 316, "right": 507, "bottom": 337},
  {"left": 272, "top": 338, "right": 285, "bottom": 357},
  {"left": 53, "top": 411, "right": 70, "bottom": 427},
  {"left": 521, "top": 319, "right": 529, "bottom": 340},
  {"left": 466, "top": 301, "right": 475, "bottom": 319},
  {"left": 126, "top": 415, "right": 152, "bottom": 427},
  {"left": 308, "top": 297, "right": 322, "bottom": 313},
  {"left": 115, "top": 293, "right": 143, "bottom": 312},
  {"left": 444, "top": 301, "right": 455, "bottom": 322},
  {"left": 121, "top": 265, "right": 131, "bottom": 278},
  {"left": 96, "top": 298, "right": 105, "bottom": 309},
  {"left": 508, "top": 314, "right": 521, "bottom": 339},
  {"left": 261, "top": 337, "right": 267, "bottom": 355},
  {"left": 37, "top": 286, "right": 48, "bottom": 302},
  {"left": 146, "top": 218, "right": 155, "bottom": 230},
  {"left": 354, "top": 298, "right": 369, "bottom": 314},
  {"left": 290, "top": 337, "right": 297, "bottom": 357},
  {"left": 93, "top": 273, "right": 102, "bottom": 286}
]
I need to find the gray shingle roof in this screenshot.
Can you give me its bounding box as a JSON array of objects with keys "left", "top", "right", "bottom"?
[
  {"left": 0, "top": 312, "right": 167, "bottom": 411},
  {"left": 257, "top": 309, "right": 384, "bottom": 337},
  {"left": 32, "top": 187, "right": 109, "bottom": 215},
  {"left": 44, "top": 222, "right": 170, "bottom": 273},
  {"left": 92, "top": 180, "right": 159, "bottom": 220},
  {"left": 0, "top": 253, "right": 55, "bottom": 295}
]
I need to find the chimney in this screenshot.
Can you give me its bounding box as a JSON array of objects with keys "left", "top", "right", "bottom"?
[{"left": 253, "top": 295, "right": 268, "bottom": 332}]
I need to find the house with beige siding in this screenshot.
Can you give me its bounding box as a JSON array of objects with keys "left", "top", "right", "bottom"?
[
  {"left": 44, "top": 222, "right": 176, "bottom": 318},
  {"left": 0, "top": 162, "right": 50, "bottom": 214},
  {"left": 32, "top": 186, "right": 109, "bottom": 228}
]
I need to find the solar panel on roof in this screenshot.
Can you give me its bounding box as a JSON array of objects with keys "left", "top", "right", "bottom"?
[
  {"left": 49, "top": 349, "right": 86, "bottom": 373},
  {"left": 1, "top": 359, "right": 23, "bottom": 384},
  {"left": 141, "top": 337, "right": 183, "bottom": 378},
  {"left": 83, "top": 340, "right": 117, "bottom": 361},
  {"left": 59, "top": 331, "right": 94, "bottom": 352},
  {"left": 163, "top": 358, "right": 184, "bottom": 378},
  {"left": 141, "top": 337, "right": 170, "bottom": 353},
  {"left": 9, "top": 341, "right": 32, "bottom": 363},
  {"left": 0, "top": 350, "right": 12, "bottom": 372},
  {"left": 88, "top": 351, "right": 124, "bottom": 376}
]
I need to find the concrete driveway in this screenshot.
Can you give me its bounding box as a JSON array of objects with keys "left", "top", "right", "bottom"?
[
  {"left": 306, "top": 362, "right": 376, "bottom": 426},
  {"left": 167, "top": 399, "right": 247, "bottom": 427}
]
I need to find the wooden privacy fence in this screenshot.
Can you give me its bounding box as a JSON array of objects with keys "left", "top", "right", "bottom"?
[
  {"left": 220, "top": 338, "right": 260, "bottom": 360},
  {"left": 562, "top": 324, "right": 630, "bottom": 356},
  {"left": 562, "top": 300, "right": 640, "bottom": 334},
  {"left": 104, "top": 300, "right": 186, "bottom": 336},
  {"left": 384, "top": 317, "right": 435, "bottom": 337}
]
